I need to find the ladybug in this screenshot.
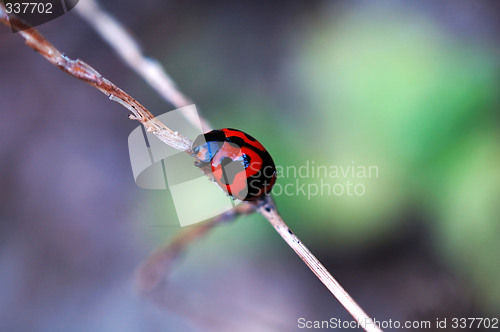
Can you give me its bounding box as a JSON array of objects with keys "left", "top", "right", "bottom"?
[{"left": 192, "top": 128, "right": 277, "bottom": 201}]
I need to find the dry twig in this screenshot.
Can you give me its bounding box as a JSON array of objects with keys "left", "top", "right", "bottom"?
[
  {"left": 0, "top": 4, "right": 383, "bottom": 331},
  {"left": 135, "top": 203, "right": 257, "bottom": 293},
  {"left": 0, "top": 5, "right": 192, "bottom": 153},
  {"left": 75, "top": 0, "right": 211, "bottom": 131},
  {"left": 258, "top": 197, "right": 381, "bottom": 331}
]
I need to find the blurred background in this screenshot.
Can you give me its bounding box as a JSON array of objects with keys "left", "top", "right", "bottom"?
[{"left": 1, "top": 0, "right": 499, "bottom": 331}]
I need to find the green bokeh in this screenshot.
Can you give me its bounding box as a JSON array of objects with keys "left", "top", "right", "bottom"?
[{"left": 294, "top": 6, "right": 500, "bottom": 312}]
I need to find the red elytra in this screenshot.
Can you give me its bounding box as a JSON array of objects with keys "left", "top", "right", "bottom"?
[{"left": 192, "top": 128, "right": 276, "bottom": 201}]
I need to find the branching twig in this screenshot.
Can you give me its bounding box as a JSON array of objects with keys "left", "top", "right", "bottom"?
[
  {"left": 135, "top": 203, "right": 256, "bottom": 293},
  {"left": 258, "top": 197, "right": 382, "bottom": 332},
  {"left": 75, "top": 0, "right": 212, "bottom": 132},
  {"left": 0, "top": 4, "right": 383, "bottom": 331},
  {"left": 0, "top": 5, "right": 192, "bottom": 153}
]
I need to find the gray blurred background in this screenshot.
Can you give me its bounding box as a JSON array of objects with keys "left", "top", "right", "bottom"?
[{"left": 1, "top": 0, "right": 499, "bottom": 331}]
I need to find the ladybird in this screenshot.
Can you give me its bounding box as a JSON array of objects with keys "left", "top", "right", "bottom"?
[{"left": 192, "top": 128, "right": 277, "bottom": 201}]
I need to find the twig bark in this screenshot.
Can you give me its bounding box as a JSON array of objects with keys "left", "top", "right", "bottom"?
[
  {"left": 0, "top": 5, "right": 192, "bottom": 153},
  {"left": 258, "top": 197, "right": 382, "bottom": 332},
  {"left": 0, "top": 4, "right": 383, "bottom": 331},
  {"left": 75, "top": 0, "right": 211, "bottom": 132},
  {"left": 135, "top": 203, "right": 256, "bottom": 293}
]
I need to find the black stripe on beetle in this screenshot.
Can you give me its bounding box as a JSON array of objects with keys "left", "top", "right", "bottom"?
[{"left": 192, "top": 128, "right": 277, "bottom": 201}]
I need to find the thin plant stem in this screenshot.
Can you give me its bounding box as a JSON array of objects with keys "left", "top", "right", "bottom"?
[
  {"left": 75, "top": 0, "right": 212, "bottom": 132},
  {"left": 0, "top": 5, "right": 192, "bottom": 153},
  {"left": 257, "top": 197, "right": 383, "bottom": 332},
  {"left": 135, "top": 203, "right": 256, "bottom": 292}
]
